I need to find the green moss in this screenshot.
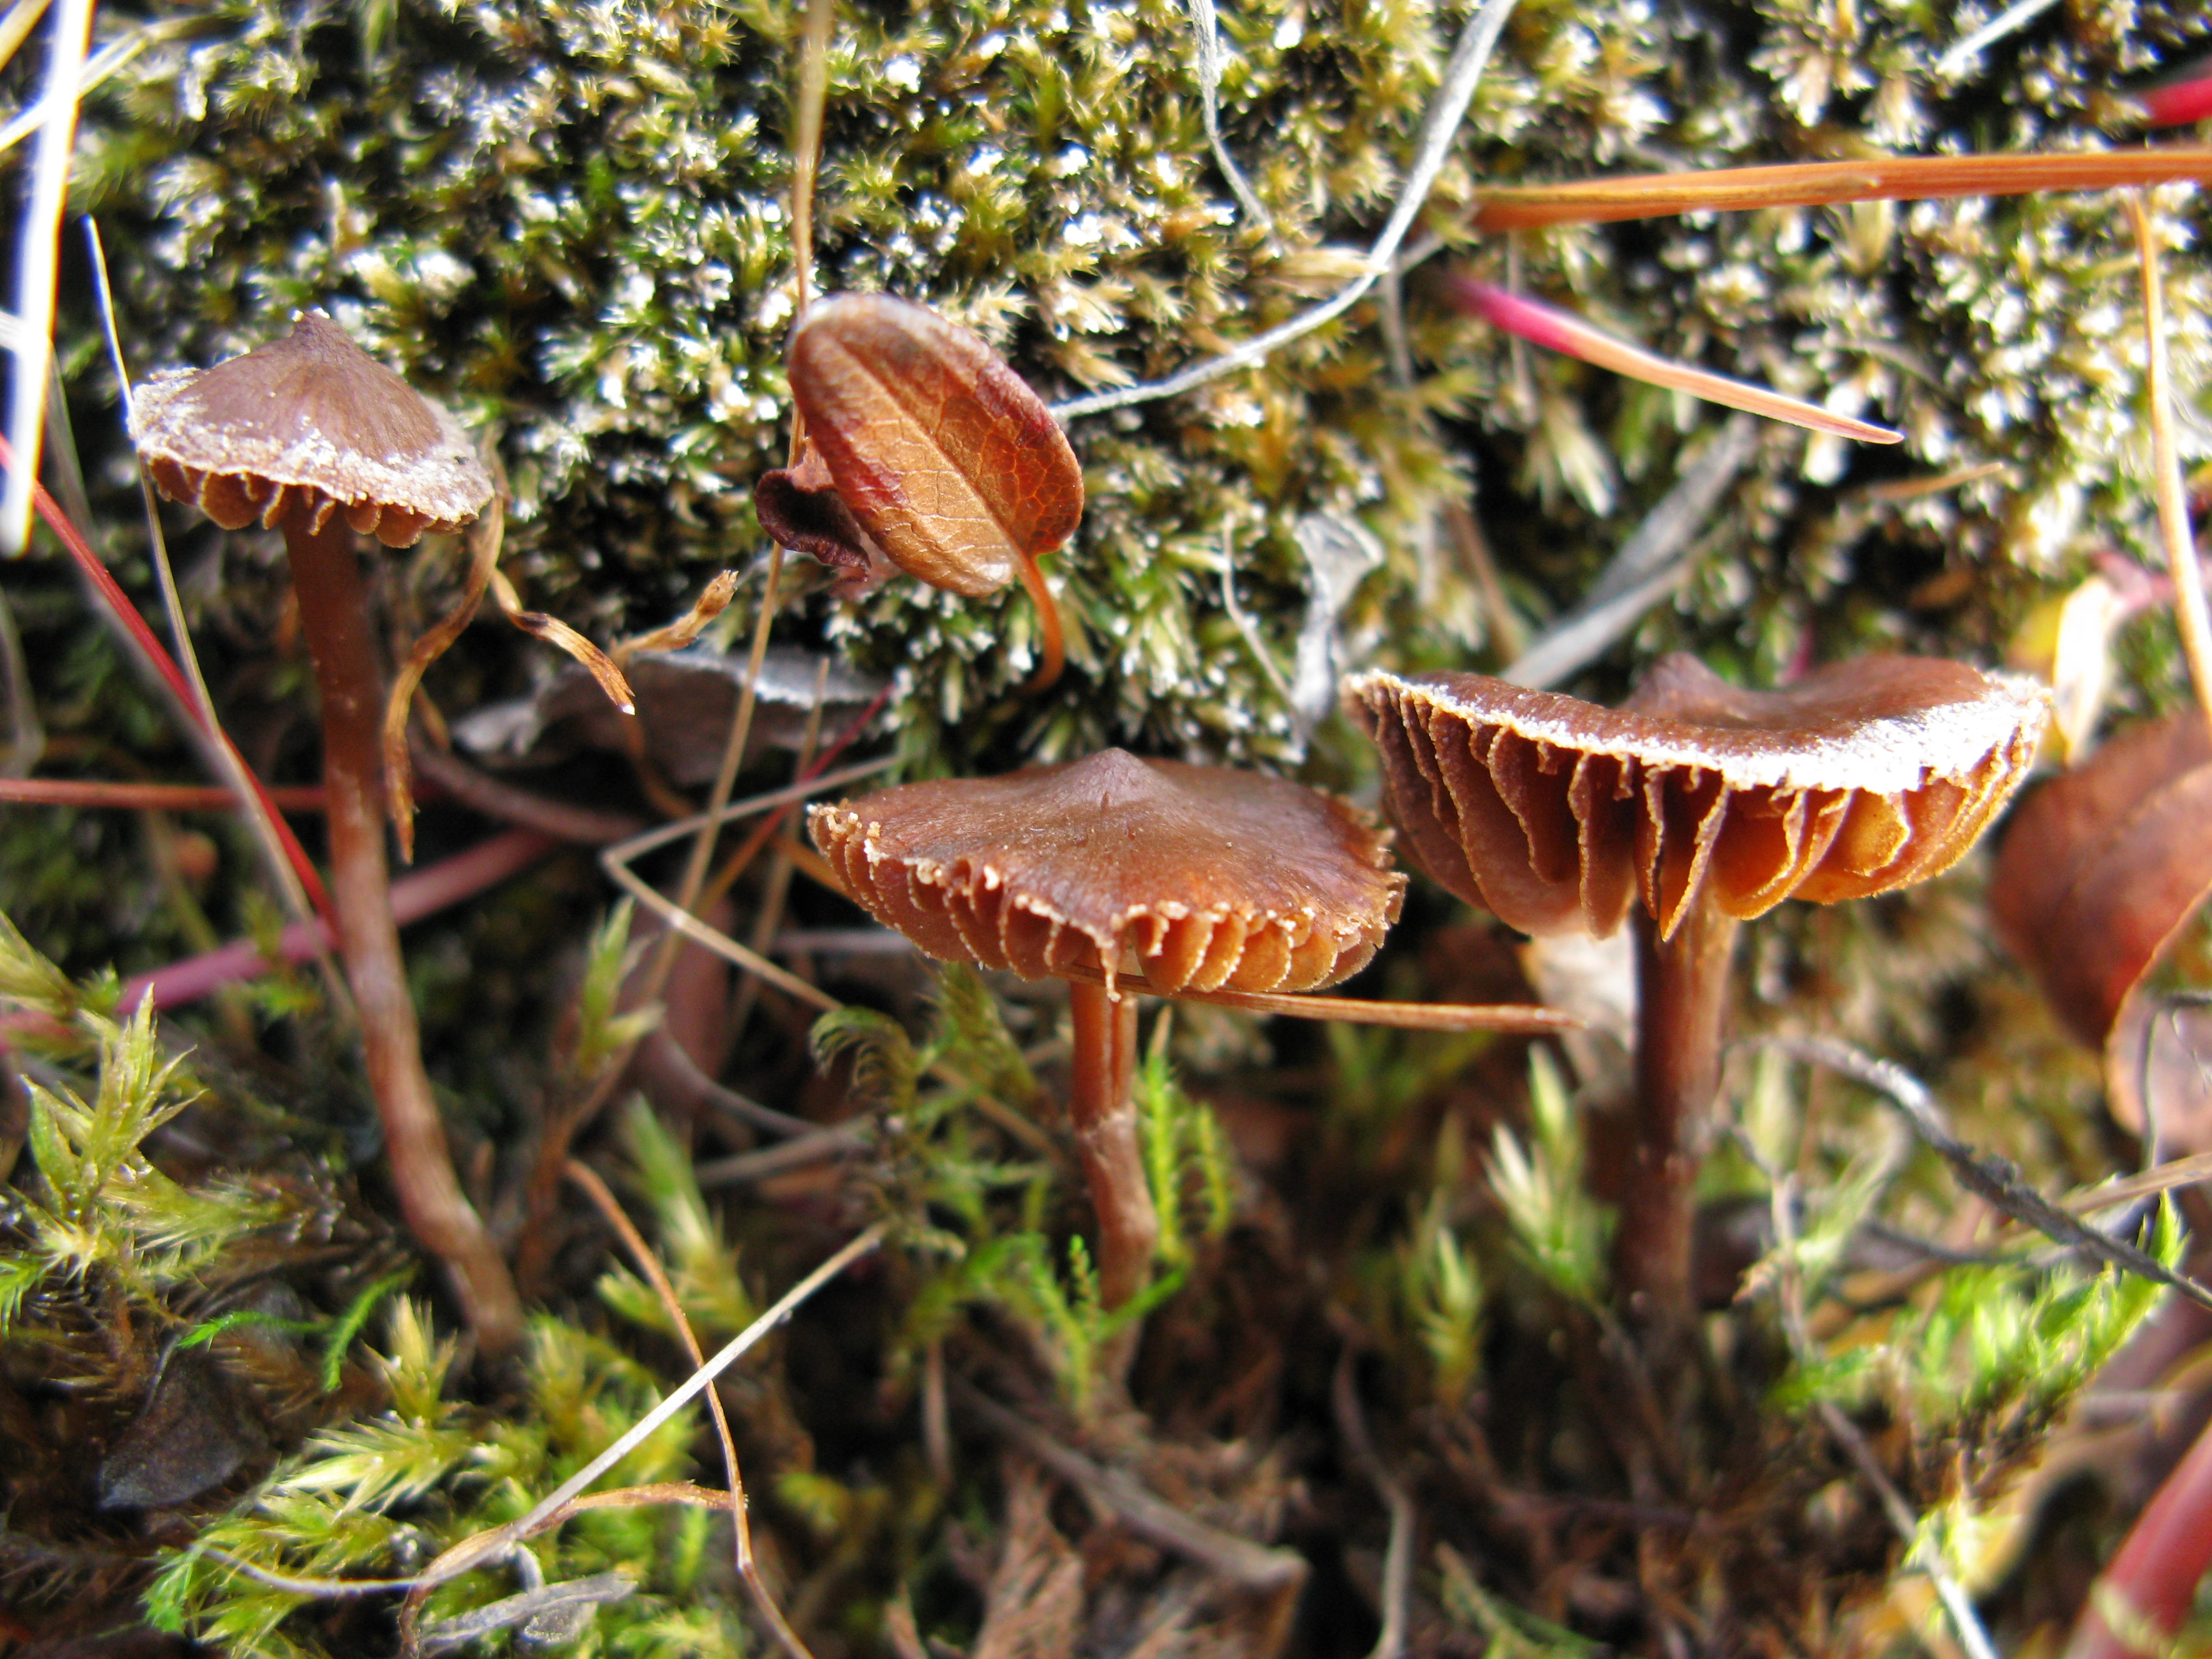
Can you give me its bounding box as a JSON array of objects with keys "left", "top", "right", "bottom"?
[{"left": 81, "top": 0, "right": 2208, "bottom": 776}]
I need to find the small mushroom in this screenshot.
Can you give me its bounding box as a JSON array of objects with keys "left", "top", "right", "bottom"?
[
  {"left": 131, "top": 312, "right": 521, "bottom": 1356},
  {"left": 811, "top": 749, "right": 1404, "bottom": 1312},
  {"left": 756, "top": 294, "right": 1083, "bottom": 691},
  {"left": 1349, "top": 654, "right": 2046, "bottom": 1326}
]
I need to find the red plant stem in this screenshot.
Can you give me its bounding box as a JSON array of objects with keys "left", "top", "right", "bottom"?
[
  {"left": 1471, "top": 148, "right": 2212, "bottom": 231},
  {"left": 0, "top": 778, "right": 328, "bottom": 811},
  {"left": 1618, "top": 901, "right": 1741, "bottom": 1329},
  {"left": 2142, "top": 75, "right": 2212, "bottom": 129},
  {"left": 114, "top": 827, "right": 556, "bottom": 1014},
  {"left": 284, "top": 509, "right": 524, "bottom": 1358},
  {"left": 2065, "top": 1412, "right": 2212, "bottom": 1659},
  {"left": 1066, "top": 980, "right": 1156, "bottom": 1311},
  {"left": 0, "top": 432, "right": 333, "bottom": 922}
]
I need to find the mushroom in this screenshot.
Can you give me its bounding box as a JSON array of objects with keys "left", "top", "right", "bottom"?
[
  {"left": 810, "top": 748, "right": 1405, "bottom": 1311},
  {"left": 130, "top": 312, "right": 523, "bottom": 1355},
  {"left": 755, "top": 293, "right": 1083, "bottom": 692},
  {"left": 1348, "top": 654, "right": 2047, "bottom": 1326}
]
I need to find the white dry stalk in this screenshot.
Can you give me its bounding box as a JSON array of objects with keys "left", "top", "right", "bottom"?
[
  {"left": 2, "top": 0, "right": 91, "bottom": 556},
  {"left": 1051, "top": 0, "right": 1520, "bottom": 421},
  {"left": 486, "top": 1223, "right": 889, "bottom": 1569},
  {"left": 198, "top": 1227, "right": 888, "bottom": 1605},
  {"left": 1185, "top": 0, "right": 1274, "bottom": 238},
  {"left": 1933, "top": 0, "right": 2064, "bottom": 79}
]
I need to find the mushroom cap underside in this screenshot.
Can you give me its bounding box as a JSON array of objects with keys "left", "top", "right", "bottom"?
[
  {"left": 129, "top": 312, "right": 492, "bottom": 549},
  {"left": 810, "top": 748, "right": 1405, "bottom": 995},
  {"left": 1349, "top": 655, "right": 2048, "bottom": 941}
]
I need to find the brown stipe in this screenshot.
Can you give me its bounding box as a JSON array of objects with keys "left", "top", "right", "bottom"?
[
  {"left": 812, "top": 749, "right": 1406, "bottom": 1313},
  {"left": 1349, "top": 656, "right": 2047, "bottom": 1329}
]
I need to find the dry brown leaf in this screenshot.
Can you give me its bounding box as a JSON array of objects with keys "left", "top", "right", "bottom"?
[
  {"left": 1990, "top": 711, "right": 2212, "bottom": 1142},
  {"left": 758, "top": 293, "right": 1082, "bottom": 599}
]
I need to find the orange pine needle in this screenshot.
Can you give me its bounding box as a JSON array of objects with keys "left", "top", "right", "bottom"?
[{"left": 1472, "top": 148, "right": 2212, "bottom": 231}]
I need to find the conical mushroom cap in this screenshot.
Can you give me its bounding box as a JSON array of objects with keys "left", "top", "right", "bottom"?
[
  {"left": 129, "top": 312, "right": 492, "bottom": 548},
  {"left": 1348, "top": 655, "right": 2048, "bottom": 941},
  {"left": 810, "top": 748, "right": 1405, "bottom": 996}
]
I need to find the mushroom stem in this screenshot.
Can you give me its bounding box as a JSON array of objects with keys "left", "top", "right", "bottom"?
[
  {"left": 284, "top": 507, "right": 525, "bottom": 1357},
  {"left": 1617, "top": 899, "right": 1740, "bottom": 1329},
  {"left": 1066, "top": 980, "right": 1156, "bottom": 1311},
  {"left": 1015, "top": 550, "right": 1066, "bottom": 695}
]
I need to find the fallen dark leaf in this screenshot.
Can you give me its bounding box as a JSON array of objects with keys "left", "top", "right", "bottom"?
[
  {"left": 96, "top": 1351, "right": 267, "bottom": 1511},
  {"left": 452, "top": 645, "right": 887, "bottom": 786}
]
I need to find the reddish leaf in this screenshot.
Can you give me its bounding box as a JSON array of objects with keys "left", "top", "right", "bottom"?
[
  {"left": 778, "top": 293, "right": 1082, "bottom": 598},
  {"left": 1990, "top": 712, "right": 2212, "bottom": 1140}
]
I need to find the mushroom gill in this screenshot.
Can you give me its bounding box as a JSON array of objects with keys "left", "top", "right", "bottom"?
[
  {"left": 808, "top": 748, "right": 1405, "bottom": 998},
  {"left": 1349, "top": 654, "right": 2047, "bottom": 943}
]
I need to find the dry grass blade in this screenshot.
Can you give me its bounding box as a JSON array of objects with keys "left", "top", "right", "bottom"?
[
  {"left": 565, "top": 1160, "right": 819, "bottom": 1659},
  {"left": 1470, "top": 149, "right": 2212, "bottom": 231},
  {"left": 0, "top": 0, "right": 53, "bottom": 72},
  {"left": 487, "top": 565, "right": 636, "bottom": 718},
  {"left": 2127, "top": 191, "right": 2212, "bottom": 740},
  {"left": 2, "top": 0, "right": 91, "bottom": 556},
  {"left": 385, "top": 491, "right": 504, "bottom": 863},
  {"left": 79, "top": 221, "right": 338, "bottom": 934},
  {"left": 409, "top": 1223, "right": 890, "bottom": 1609}
]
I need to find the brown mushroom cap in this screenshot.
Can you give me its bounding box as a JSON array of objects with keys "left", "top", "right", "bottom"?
[
  {"left": 1349, "top": 654, "right": 2048, "bottom": 941},
  {"left": 784, "top": 293, "right": 1082, "bottom": 598},
  {"left": 128, "top": 311, "right": 493, "bottom": 549},
  {"left": 810, "top": 748, "right": 1406, "bottom": 995}
]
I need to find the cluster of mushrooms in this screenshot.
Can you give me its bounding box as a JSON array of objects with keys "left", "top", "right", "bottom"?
[{"left": 129, "top": 299, "right": 2049, "bottom": 1356}]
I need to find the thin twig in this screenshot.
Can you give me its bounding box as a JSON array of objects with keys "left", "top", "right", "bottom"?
[
  {"left": 0, "top": 778, "right": 325, "bottom": 811},
  {"left": 406, "top": 741, "right": 645, "bottom": 846},
  {"left": 1051, "top": 0, "right": 1521, "bottom": 421},
  {"left": 1501, "top": 415, "right": 1758, "bottom": 688},
  {"left": 1757, "top": 1036, "right": 2212, "bottom": 1314},
  {"left": 2128, "top": 192, "right": 2212, "bottom": 741},
  {"left": 695, "top": 1120, "right": 872, "bottom": 1188}
]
